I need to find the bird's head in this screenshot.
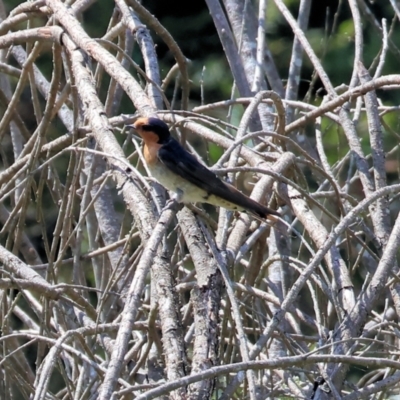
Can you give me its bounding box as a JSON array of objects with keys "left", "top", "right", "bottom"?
[{"left": 131, "top": 117, "right": 171, "bottom": 144}]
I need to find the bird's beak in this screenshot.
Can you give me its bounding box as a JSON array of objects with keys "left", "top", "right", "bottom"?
[{"left": 125, "top": 124, "right": 142, "bottom": 140}]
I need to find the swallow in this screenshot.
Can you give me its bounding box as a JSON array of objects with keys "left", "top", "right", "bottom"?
[{"left": 131, "top": 117, "right": 280, "bottom": 221}]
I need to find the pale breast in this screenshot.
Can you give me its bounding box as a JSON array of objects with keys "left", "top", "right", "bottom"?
[
  {"left": 147, "top": 161, "right": 208, "bottom": 203},
  {"left": 147, "top": 161, "right": 242, "bottom": 211}
]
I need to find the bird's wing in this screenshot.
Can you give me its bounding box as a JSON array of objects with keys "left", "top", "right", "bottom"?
[
  {"left": 157, "top": 138, "right": 253, "bottom": 205},
  {"left": 157, "top": 138, "right": 281, "bottom": 219}
]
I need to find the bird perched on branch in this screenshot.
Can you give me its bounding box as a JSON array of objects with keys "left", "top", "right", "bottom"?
[{"left": 130, "top": 117, "right": 280, "bottom": 221}]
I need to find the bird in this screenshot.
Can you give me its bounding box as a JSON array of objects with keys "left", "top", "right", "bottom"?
[{"left": 130, "top": 117, "right": 280, "bottom": 221}]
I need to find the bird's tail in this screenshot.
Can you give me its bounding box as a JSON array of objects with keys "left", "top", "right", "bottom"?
[{"left": 251, "top": 202, "right": 281, "bottom": 222}]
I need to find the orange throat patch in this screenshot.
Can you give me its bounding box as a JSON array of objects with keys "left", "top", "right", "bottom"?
[{"left": 143, "top": 140, "right": 161, "bottom": 165}]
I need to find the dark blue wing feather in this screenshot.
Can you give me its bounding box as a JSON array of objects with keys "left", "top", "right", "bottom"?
[{"left": 157, "top": 138, "right": 280, "bottom": 217}]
